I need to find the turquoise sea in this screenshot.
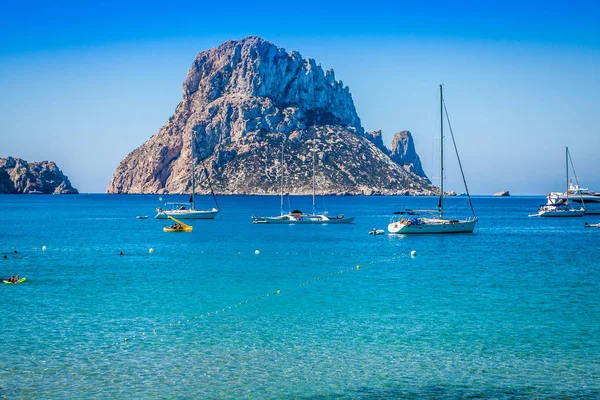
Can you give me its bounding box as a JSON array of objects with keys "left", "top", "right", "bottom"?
[{"left": 1, "top": 194, "right": 599, "bottom": 399}]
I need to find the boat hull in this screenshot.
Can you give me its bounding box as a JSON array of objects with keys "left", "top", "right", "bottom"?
[
  {"left": 388, "top": 219, "right": 477, "bottom": 234},
  {"left": 567, "top": 198, "right": 600, "bottom": 214},
  {"left": 163, "top": 226, "right": 193, "bottom": 232},
  {"left": 538, "top": 209, "right": 584, "bottom": 217},
  {"left": 253, "top": 215, "right": 355, "bottom": 224},
  {"left": 155, "top": 209, "right": 218, "bottom": 220}
]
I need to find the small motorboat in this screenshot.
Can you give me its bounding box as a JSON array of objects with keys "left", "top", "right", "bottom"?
[
  {"left": 584, "top": 222, "right": 600, "bottom": 228},
  {"left": 368, "top": 229, "right": 385, "bottom": 235},
  {"left": 136, "top": 216, "right": 149, "bottom": 219},
  {"left": 164, "top": 216, "right": 193, "bottom": 232},
  {"left": 3, "top": 277, "right": 26, "bottom": 284}
]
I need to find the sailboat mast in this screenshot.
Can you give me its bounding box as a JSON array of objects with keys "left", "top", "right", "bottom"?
[
  {"left": 440, "top": 84, "right": 444, "bottom": 219},
  {"left": 312, "top": 146, "right": 316, "bottom": 214},
  {"left": 191, "top": 130, "right": 196, "bottom": 210},
  {"left": 280, "top": 141, "right": 285, "bottom": 214},
  {"left": 566, "top": 146, "right": 569, "bottom": 203}
]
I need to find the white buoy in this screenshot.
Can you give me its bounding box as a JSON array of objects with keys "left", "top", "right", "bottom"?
[
  {"left": 255, "top": 250, "right": 260, "bottom": 255},
  {"left": 149, "top": 248, "right": 154, "bottom": 253},
  {"left": 411, "top": 250, "right": 417, "bottom": 257},
  {"left": 42, "top": 246, "right": 47, "bottom": 251}
]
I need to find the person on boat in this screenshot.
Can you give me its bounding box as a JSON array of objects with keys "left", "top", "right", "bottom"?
[
  {"left": 14, "top": 275, "right": 19, "bottom": 282},
  {"left": 8, "top": 275, "right": 14, "bottom": 282}
]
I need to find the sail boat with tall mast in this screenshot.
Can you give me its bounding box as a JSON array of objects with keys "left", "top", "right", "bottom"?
[
  {"left": 536, "top": 147, "right": 585, "bottom": 217},
  {"left": 252, "top": 139, "right": 355, "bottom": 224},
  {"left": 388, "top": 85, "right": 478, "bottom": 234},
  {"left": 155, "top": 131, "right": 220, "bottom": 219}
]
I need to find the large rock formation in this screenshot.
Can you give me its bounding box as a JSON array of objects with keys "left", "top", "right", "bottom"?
[
  {"left": 107, "top": 36, "right": 435, "bottom": 195},
  {"left": 0, "top": 157, "right": 78, "bottom": 194}
]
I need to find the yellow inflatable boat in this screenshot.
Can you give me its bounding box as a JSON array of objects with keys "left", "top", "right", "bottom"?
[
  {"left": 3, "top": 277, "right": 26, "bottom": 284},
  {"left": 163, "top": 216, "right": 193, "bottom": 232}
]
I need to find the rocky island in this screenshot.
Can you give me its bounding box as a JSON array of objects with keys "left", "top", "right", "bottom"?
[
  {"left": 493, "top": 190, "right": 510, "bottom": 197},
  {"left": 0, "top": 157, "right": 78, "bottom": 194},
  {"left": 107, "top": 36, "right": 436, "bottom": 195}
]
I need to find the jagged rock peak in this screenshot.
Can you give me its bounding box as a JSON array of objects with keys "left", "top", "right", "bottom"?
[
  {"left": 365, "top": 130, "right": 389, "bottom": 155},
  {"left": 183, "top": 36, "right": 363, "bottom": 135},
  {"left": 389, "top": 131, "right": 427, "bottom": 180},
  {"left": 0, "top": 157, "right": 78, "bottom": 194}
]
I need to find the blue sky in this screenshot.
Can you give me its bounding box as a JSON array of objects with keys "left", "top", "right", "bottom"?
[{"left": 1, "top": 0, "right": 599, "bottom": 194}]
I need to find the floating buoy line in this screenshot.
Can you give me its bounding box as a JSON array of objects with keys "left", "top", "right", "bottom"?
[
  {"left": 3, "top": 246, "right": 413, "bottom": 347},
  {"left": 108, "top": 253, "right": 409, "bottom": 348}
]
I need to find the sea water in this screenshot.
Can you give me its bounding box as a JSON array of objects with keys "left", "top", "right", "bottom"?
[{"left": 0, "top": 195, "right": 599, "bottom": 398}]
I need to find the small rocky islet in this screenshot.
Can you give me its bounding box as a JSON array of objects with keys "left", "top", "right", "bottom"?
[
  {"left": 107, "top": 36, "right": 437, "bottom": 196},
  {"left": 0, "top": 157, "right": 78, "bottom": 194}
]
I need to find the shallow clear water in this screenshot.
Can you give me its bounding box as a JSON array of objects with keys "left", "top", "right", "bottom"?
[{"left": 1, "top": 195, "right": 599, "bottom": 398}]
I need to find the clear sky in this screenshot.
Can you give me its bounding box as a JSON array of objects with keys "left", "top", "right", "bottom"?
[{"left": 1, "top": 0, "right": 599, "bottom": 194}]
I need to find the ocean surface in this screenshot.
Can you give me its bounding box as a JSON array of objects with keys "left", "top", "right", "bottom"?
[{"left": 1, "top": 194, "right": 599, "bottom": 399}]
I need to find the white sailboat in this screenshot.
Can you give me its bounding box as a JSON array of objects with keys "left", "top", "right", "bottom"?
[
  {"left": 550, "top": 150, "right": 599, "bottom": 215},
  {"left": 252, "top": 141, "right": 355, "bottom": 224},
  {"left": 388, "top": 85, "right": 478, "bottom": 234},
  {"left": 537, "top": 147, "right": 585, "bottom": 217},
  {"left": 155, "top": 131, "right": 219, "bottom": 220}
]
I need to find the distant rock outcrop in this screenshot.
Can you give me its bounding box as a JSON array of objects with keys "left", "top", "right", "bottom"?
[
  {"left": 493, "top": 190, "right": 510, "bottom": 197},
  {"left": 389, "top": 131, "right": 428, "bottom": 180},
  {"left": 0, "top": 157, "right": 78, "bottom": 194},
  {"left": 107, "top": 36, "right": 435, "bottom": 195}
]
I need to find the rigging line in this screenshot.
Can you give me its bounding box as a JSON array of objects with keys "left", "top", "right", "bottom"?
[
  {"left": 567, "top": 148, "right": 585, "bottom": 206},
  {"left": 442, "top": 100, "right": 476, "bottom": 218},
  {"left": 205, "top": 170, "right": 220, "bottom": 210}
]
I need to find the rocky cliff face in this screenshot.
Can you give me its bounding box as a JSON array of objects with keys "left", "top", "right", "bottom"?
[
  {"left": 107, "top": 36, "right": 435, "bottom": 195},
  {"left": 0, "top": 157, "right": 78, "bottom": 194},
  {"left": 389, "top": 131, "right": 427, "bottom": 180},
  {"left": 365, "top": 130, "right": 388, "bottom": 155}
]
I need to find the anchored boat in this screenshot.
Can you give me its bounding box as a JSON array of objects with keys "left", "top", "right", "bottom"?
[
  {"left": 537, "top": 147, "right": 585, "bottom": 217},
  {"left": 155, "top": 130, "right": 219, "bottom": 220},
  {"left": 388, "top": 85, "right": 477, "bottom": 234},
  {"left": 252, "top": 141, "right": 355, "bottom": 224}
]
